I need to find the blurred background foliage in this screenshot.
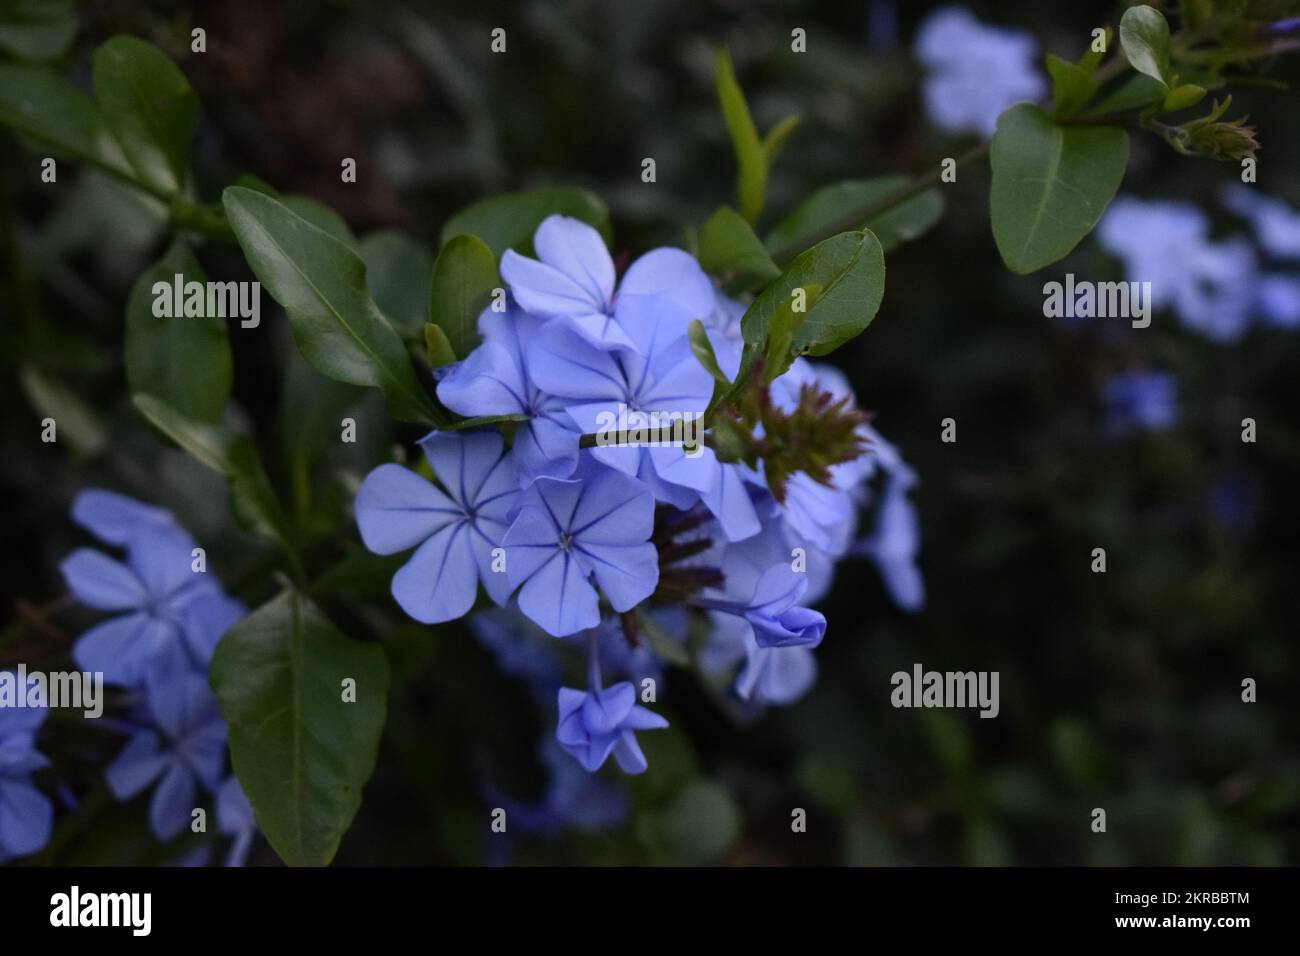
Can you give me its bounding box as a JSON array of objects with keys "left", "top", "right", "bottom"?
[{"left": 2, "top": 0, "right": 1298, "bottom": 865}]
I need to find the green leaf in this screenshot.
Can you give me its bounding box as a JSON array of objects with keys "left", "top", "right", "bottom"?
[
  {"left": 428, "top": 234, "right": 499, "bottom": 359},
  {"left": 441, "top": 186, "right": 609, "bottom": 261},
  {"left": 423, "top": 322, "right": 456, "bottom": 369},
  {"left": 698, "top": 206, "right": 780, "bottom": 287},
  {"left": 281, "top": 196, "right": 357, "bottom": 250},
  {"left": 359, "top": 231, "right": 435, "bottom": 336},
  {"left": 713, "top": 48, "right": 766, "bottom": 225},
  {"left": 132, "top": 394, "right": 298, "bottom": 561},
  {"left": 210, "top": 589, "right": 389, "bottom": 867},
  {"left": 92, "top": 35, "right": 197, "bottom": 195},
  {"left": 762, "top": 284, "right": 817, "bottom": 383},
  {"left": 125, "top": 241, "right": 232, "bottom": 424},
  {"left": 0, "top": 63, "right": 129, "bottom": 174},
  {"left": 737, "top": 229, "right": 885, "bottom": 382},
  {"left": 765, "top": 177, "right": 944, "bottom": 256},
  {"left": 990, "top": 103, "right": 1129, "bottom": 274},
  {"left": 0, "top": 0, "right": 76, "bottom": 60},
  {"left": 20, "top": 366, "right": 107, "bottom": 457},
  {"left": 688, "top": 319, "right": 729, "bottom": 386},
  {"left": 1119, "top": 5, "right": 1172, "bottom": 87},
  {"left": 761, "top": 113, "right": 800, "bottom": 165},
  {"left": 1046, "top": 54, "right": 1098, "bottom": 118},
  {"left": 1085, "top": 72, "right": 1168, "bottom": 116},
  {"left": 1162, "top": 82, "right": 1206, "bottom": 112},
  {"left": 222, "top": 186, "right": 438, "bottom": 425}
]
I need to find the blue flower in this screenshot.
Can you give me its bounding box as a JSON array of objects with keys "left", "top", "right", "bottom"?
[
  {"left": 104, "top": 661, "right": 227, "bottom": 841},
  {"left": 216, "top": 777, "right": 255, "bottom": 867},
  {"left": 698, "top": 563, "right": 826, "bottom": 648},
  {"left": 699, "top": 612, "right": 817, "bottom": 706},
  {"left": 1222, "top": 184, "right": 1300, "bottom": 260},
  {"left": 0, "top": 675, "right": 52, "bottom": 862},
  {"left": 1102, "top": 369, "right": 1178, "bottom": 435},
  {"left": 529, "top": 317, "right": 760, "bottom": 539},
  {"left": 436, "top": 306, "right": 581, "bottom": 483},
  {"left": 61, "top": 490, "right": 246, "bottom": 688},
  {"left": 1257, "top": 274, "right": 1300, "bottom": 329},
  {"left": 500, "top": 214, "right": 713, "bottom": 353},
  {"left": 502, "top": 464, "right": 658, "bottom": 636},
  {"left": 355, "top": 430, "right": 520, "bottom": 623},
  {"left": 555, "top": 682, "right": 667, "bottom": 774},
  {"left": 914, "top": 6, "right": 1045, "bottom": 137},
  {"left": 1096, "top": 196, "right": 1257, "bottom": 341}
]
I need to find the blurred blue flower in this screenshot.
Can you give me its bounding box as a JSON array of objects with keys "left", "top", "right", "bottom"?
[
  {"left": 500, "top": 214, "right": 713, "bottom": 353},
  {"left": 492, "top": 738, "right": 629, "bottom": 836},
  {"left": 217, "top": 777, "right": 255, "bottom": 867},
  {"left": 436, "top": 306, "right": 581, "bottom": 484},
  {"left": 1097, "top": 196, "right": 1257, "bottom": 341},
  {"left": 0, "top": 675, "right": 52, "bottom": 863},
  {"left": 1257, "top": 274, "right": 1300, "bottom": 329},
  {"left": 1222, "top": 184, "right": 1300, "bottom": 260},
  {"left": 555, "top": 682, "right": 667, "bottom": 774},
  {"left": 355, "top": 430, "right": 520, "bottom": 624},
  {"left": 61, "top": 490, "right": 245, "bottom": 688},
  {"left": 105, "top": 662, "right": 227, "bottom": 841},
  {"left": 1102, "top": 369, "right": 1178, "bottom": 435},
  {"left": 914, "top": 6, "right": 1045, "bottom": 137},
  {"left": 502, "top": 465, "right": 658, "bottom": 636}
]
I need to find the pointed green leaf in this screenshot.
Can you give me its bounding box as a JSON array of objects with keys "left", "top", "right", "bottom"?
[
  {"left": 990, "top": 104, "right": 1129, "bottom": 274},
  {"left": 92, "top": 36, "right": 197, "bottom": 195},
  {"left": 737, "top": 229, "right": 884, "bottom": 386},
  {"left": 222, "top": 186, "right": 437, "bottom": 425},
  {"left": 0, "top": 0, "right": 76, "bottom": 60},
  {"left": 688, "top": 319, "right": 729, "bottom": 386},
  {"left": 125, "top": 242, "right": 232, "bottom": 424},
  {"left": 698, "top": 206, "right": 780, "bottom": 287},
  {"left": 765, "top": 176, "right": 944, "bottom": 257},
  {"left": 1046, "top": 54, "right": 1097, "bottom": 118},
  {"left": 0, "top": 63, "right": 129, "bottom": 174},
  {"left": 359, "top": 231, "right": 435, "bottom": 336},
  {"left": 761, "top": 114, "right": 801, "bottom": 165},
  {"left": 428, "top": 233, "right": 499, "bottom": 359},
  {"left": 210, "top": 589, "right": 390, "bottom": 867},
  {"left": 441, "top": 186, "right": 609, "bottom": 260},
  {"left": 132, "top": 394, "right": 298, "bottom": 562},
  {"left": 423, "top": 322, "right": 456, "bottom": 369},
  {"left": 1119, "top": 5, "right": 1172, "bottom": 87},
  {"left": 713, "top": 48, "right": 766, "bottom": 224}
]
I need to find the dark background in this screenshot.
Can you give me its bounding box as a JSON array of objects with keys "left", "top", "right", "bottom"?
[{"left": 2, "top": 0, "right": 1298, "bottom": 865}]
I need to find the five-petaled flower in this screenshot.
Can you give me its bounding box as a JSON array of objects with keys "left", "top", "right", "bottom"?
[
  {"left": 502, "top": 466, "right": 658, "bottom": 637},
  {"left": 555, "top": 682, "right": 668, "bottom": 774},
  {"left": 355, "top": 430, "right": 520, "bottom": 623}
]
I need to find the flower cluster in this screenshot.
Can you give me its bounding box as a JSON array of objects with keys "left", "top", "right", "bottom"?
[
  {"left": 1097, "top": 191, "right": 1300, "bottom": 342},
  {"left": 356, "top": 215, "right": 923, "bottom": 779},
  {"left": 0, "top": 490, "right": 258, "bottom": 865},
  {"left": 914, "top": 5, "right": 1045, "bottom": 138}
]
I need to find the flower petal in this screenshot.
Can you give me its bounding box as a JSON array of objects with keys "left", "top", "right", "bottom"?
[
  {"left": 517, "top": 550, "right": 600, "bottom": 637},
  {"left": 390, "top": 521, "right": 480, "bottom": 623},
  {"left": 355, "top": 464, "right": 460, "bottom": 555},
  {"left": 60, "top": 549, "right": 146, "bottom": 611}
]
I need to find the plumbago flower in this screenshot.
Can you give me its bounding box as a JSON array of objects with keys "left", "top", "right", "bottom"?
[
  {"left": 59, "top": 489, "right": 245, "bottom": 688},
  {"left": 56, "top": 490, "right": 258, "bottom": 862},
  {"left": 355, "top": 213, "right": 924, "bottom": 780},
  {"left": 0, "top": 674, "right": 52, "bottom": 863},
  {"left": 914, "top": 5, "right": 1045, "bottom": 138}
]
